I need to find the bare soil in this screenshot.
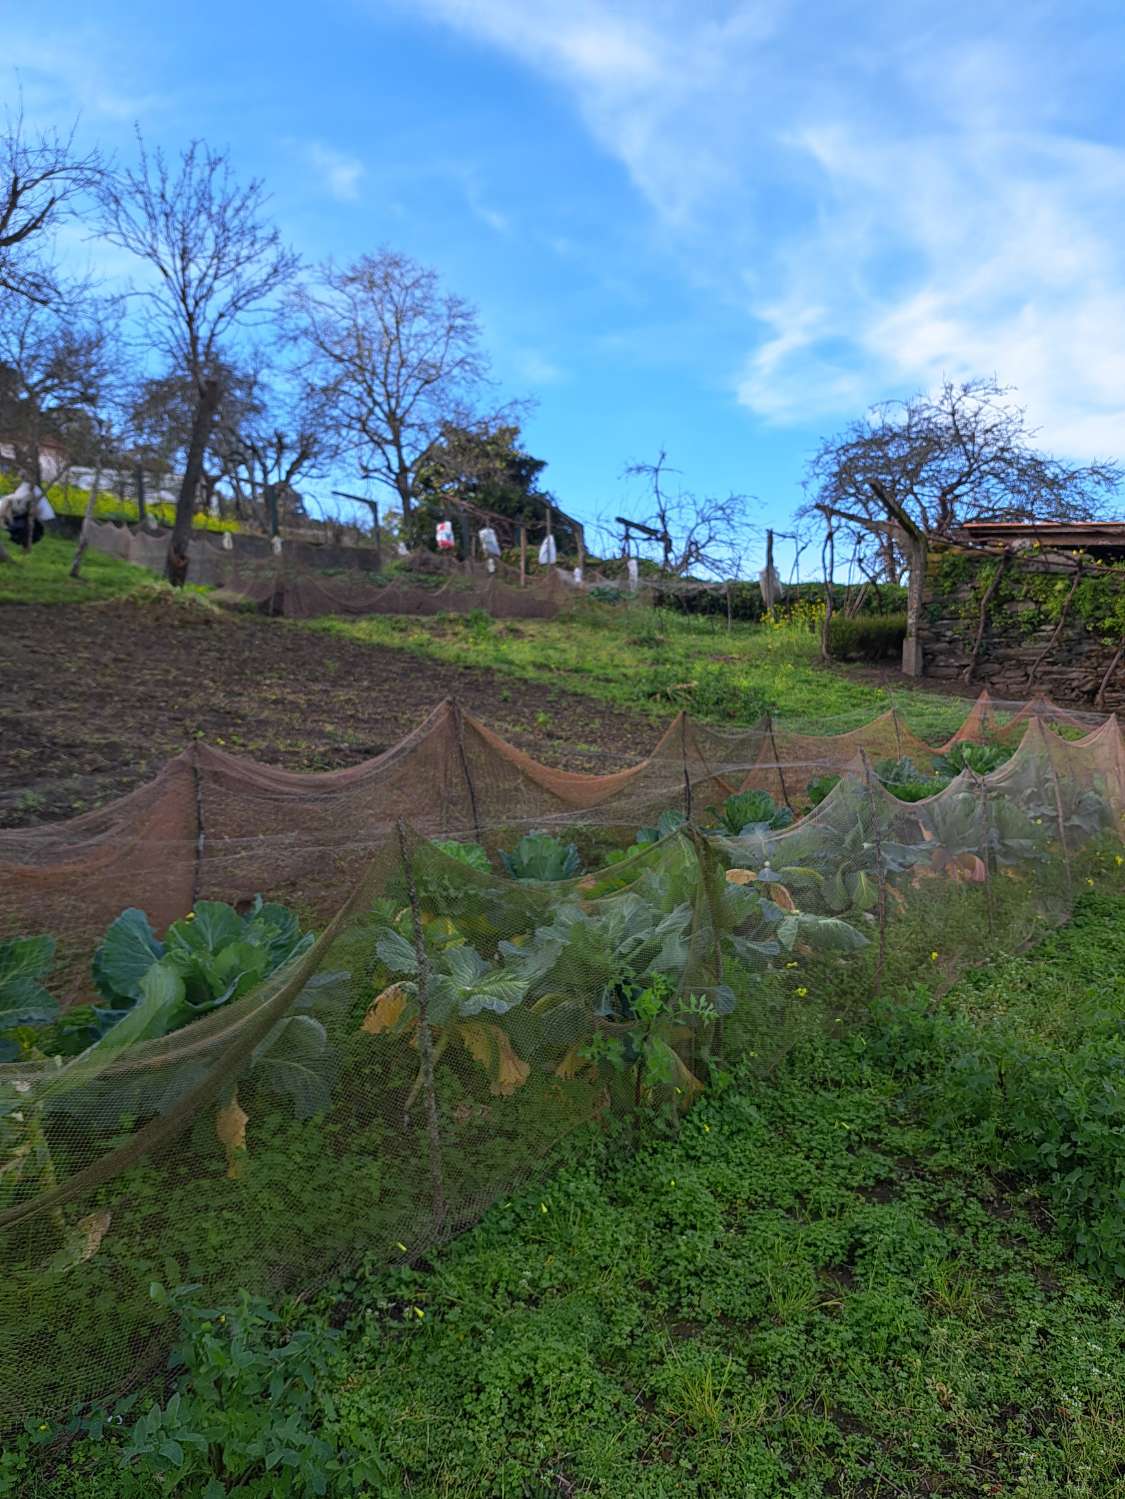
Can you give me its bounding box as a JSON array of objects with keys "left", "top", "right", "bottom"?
[{"left": 0, "top": 596, "right": 658, "bottom": 828}]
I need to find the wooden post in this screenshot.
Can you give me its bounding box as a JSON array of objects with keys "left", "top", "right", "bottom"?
[
  {"left": 372, "top": 499, "right": 382, "bottom": 571},
  {"left": 576, "top": 524, "right": 585, "bottom": 582},
  {"left": 519, "top": 525, "right": 527, "bottom": 587},
  {"left": 901, "top": 535, "right": 927, "bottom": 677},
  {"left": 764, "top": 529, "right": 775, "bottom": 613},
  {"left": 820, "top": 522, "right": 835, "bottom": 663},
  {"left": 135, "top": 465, "right": 147, "bottom": 524},
  {"left": 458, "top": 506, "right": 470, "bottom": 568}
]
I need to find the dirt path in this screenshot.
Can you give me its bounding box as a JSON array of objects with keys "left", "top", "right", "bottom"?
[{"left": 0, "top": 597, "right": 660, "bottom": 827}]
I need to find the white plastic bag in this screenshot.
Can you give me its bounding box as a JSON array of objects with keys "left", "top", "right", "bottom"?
[
  {"left": 479, "top": 526, "right": 500, "bottom": 558},
  {"left": 538, "top": 534, "right": 557, "bottom": 566},
  {"left": 627, "top": 557, "right": 639, "bottom": 591},
  {"left": 436, "top": 520, "right": 455, "bottom": 551}
]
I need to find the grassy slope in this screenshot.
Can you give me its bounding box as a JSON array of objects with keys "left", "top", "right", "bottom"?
[
  {"left": 308, "top": 606, "right": 968, "bottom": 737},
  {"left": 35, "top": 894, "right": 1125, "bottom": 1498},
  {"left": 313, "top": 889, "right": 1125, "bottom": 1497},
  {"left": 0, "top": 536, "right": 155, "bottom": 606}
]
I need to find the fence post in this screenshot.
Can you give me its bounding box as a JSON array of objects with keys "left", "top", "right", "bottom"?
[
  {"left": 681, "top": 714, "right": 693, "bottom": 821},
  {"left": 396, "top": 820, "right": 447, "bottom": 1230}
]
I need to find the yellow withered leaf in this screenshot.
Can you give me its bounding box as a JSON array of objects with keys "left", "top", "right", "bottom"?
[
  {"left": 725, "top": 868, "right": 757, "bottom": 885},
  {"left": 73, "top": 1211, "right": 111, "bottom": 1262},
  {"left": 215, "top": 1092, "right": 249, "bottom": 1180},
  {"left": 555, "top": 1043, "right": 591, "bottom": 1081},
  {"left": 43, "top": 1210, "right": 113, "bottom": 1274},
  {"left": 457, "top": 1021, "right": 530, "bottom": 1096},
  {"left": 362, "top": 983, "right": 410, "bottom": 1036},
  {"left": 764, "top": 883, "right": 798, "bottom": 911}
]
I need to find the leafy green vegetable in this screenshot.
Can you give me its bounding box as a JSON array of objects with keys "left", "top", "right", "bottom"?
[
  {"left": 935, "top": 743, "right": 1013, "bottom": 778},
  {"left": 709, "top": 790, "right": 794, "bottom": 835},
  {"left": 430, "top": 839, "right": 491, "bottom": 874},
  {"left": 0, "top": 937, "right": 58, "bottom": 1059},
  {"left": 500, "top": 832, "right": 583, "bottom": 882},
  {"left": 873, "top": 757, "right": 944, "bottom": 802},
  {"left": 635, "top": 809, "right": 687, "bottom": 845},
  {"left": 805, "top": 774, "right": 841, "bottom": 808},
  {"left": 500, "top": 894, "right": 693, "bottom": 1019},
  {"left": 92, "top": 908, "right": 164, "bottom": 1005}
]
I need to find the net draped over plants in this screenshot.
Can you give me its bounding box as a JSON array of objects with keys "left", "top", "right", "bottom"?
[{"left": 1, "top": 691, "right": 1123, "bottom": 1426}]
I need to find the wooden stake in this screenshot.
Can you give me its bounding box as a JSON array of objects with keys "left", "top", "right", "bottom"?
[
  {"left": 396, "top": 820, "right": 447, "bottom": 1229},
  {"left": 519, "top": 525, "right": 527, "bottom": 587}
]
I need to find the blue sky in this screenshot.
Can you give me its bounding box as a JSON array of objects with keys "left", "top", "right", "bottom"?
[{"left": 8, "top": 0, "right": 1125, "bottom": 572}]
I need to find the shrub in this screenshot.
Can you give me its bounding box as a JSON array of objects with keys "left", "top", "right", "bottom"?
[{"left": 827, "top": 613, "right": 907, "bottom": 661}]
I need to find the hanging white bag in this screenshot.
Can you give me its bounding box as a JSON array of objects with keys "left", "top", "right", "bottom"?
[
  {"left": 538, "top": 534, "right": 557, "bottom": 566},
  {"left": 478, "top": 526, "right": 500, "bottom": 558}
]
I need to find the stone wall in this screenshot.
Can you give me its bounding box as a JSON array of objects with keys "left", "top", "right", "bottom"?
[{"left": 919, "top": 548, "right": 1125, "bottom": 710}]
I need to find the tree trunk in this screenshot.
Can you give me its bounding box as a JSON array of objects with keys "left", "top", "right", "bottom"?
[
  {"left": 395, "top": 468, "right": 413, "bottom": 521},
  {"left": 168, "top": 378, "right": 220, "bottom": 587},
  {"left": 135, "top": 464, "right": 147, "bottom": 524},
  {"left": 70, "top": 460, "right": 103, "bottom": 579},
  {"left": 901, "top": 536, "right": 927, "bottom": 677}
]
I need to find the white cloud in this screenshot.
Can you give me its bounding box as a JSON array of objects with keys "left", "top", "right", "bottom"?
[
  {"left": 517, "top": 350, "right": 565, "bottom": 384},
  {"left": 302, "top": 143, "right": 365, "bottom": 201},
  {"left": 402, "top": 0, "right": 1125, "bottom": 460},
  {"left": 4, "top": 30, "right": 165, "bottom": 122}
]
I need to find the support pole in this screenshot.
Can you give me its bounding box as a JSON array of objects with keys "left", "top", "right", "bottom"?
[
  {"left": 519, "top": 525, "right": 527, "bottom": 588},
  {"left": 765, "top": 713, "right": 794, "bottom": 815},
  {"left": 820, "top": 522, "right": 835, "bottom": 663},
  {"left": 396, "top": 820, "right": 447, "bottom": 1230}
]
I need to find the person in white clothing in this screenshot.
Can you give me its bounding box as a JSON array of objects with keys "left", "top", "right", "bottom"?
[{"left": 0, "top": 481, "right": 56, "bottom": 547}]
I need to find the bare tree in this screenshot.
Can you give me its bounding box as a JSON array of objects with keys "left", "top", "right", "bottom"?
[
  {"left": 290, "top": 250, "right": 499, "bottom": 521},
  {"left": 617, "top": 449, "right": 758, "bottom": 578},
  {"left": 0, "top": 104, "right": 101, "bottom": 306},
  {"left": 100, "top": 136, "right": 298, "bottom": 583},
  {"left": 209, "top": 366, "right": 333, "bottom": 533},
  {"left": 0, "top": 287, "right": 118, "bottom": 490},
  {"left": 802, "top": 377, "right": 1123, "bottom": 581}
]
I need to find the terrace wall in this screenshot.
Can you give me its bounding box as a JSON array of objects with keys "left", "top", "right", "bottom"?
[{"left": 919, "top": 546, "right": 1125, "bottom": 710}]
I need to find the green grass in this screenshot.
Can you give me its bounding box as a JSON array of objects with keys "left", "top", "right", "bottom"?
[
  {"left": 306, "top": 603, "right": 969, "bottom": 737},
  {"left": 26, "top": 889, "right": 1125, "bottom": 1498},
  {"left": 0, "top": 535, "right": 158, "bottom": 605}
]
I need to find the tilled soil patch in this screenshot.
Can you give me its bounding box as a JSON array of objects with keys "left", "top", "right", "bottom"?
[{"left": 0, "top": 596, "right": 659, "bottom": 827}]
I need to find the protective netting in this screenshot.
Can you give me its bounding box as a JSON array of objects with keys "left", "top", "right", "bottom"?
[{"left": 1, "top": 691, "right": 1123, "bottom": 1427}]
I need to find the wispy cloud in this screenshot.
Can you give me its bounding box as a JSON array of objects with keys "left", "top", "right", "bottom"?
[
  {"left": 404, "top": 0, "right": 1125, "bottom": 459},
  {"left": 301, "top": 143, "right": 365, "bottom": 201},
  {"left": 516, "top": 350, "right": 565, "bottom": 384},
  {"left": 4, "top": 30, "right": 166, "bottom": 122}
]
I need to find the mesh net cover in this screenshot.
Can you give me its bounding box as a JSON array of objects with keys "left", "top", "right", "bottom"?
[{"left": 1, "top": 692, "right": 1123, "bottom": 1426}]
